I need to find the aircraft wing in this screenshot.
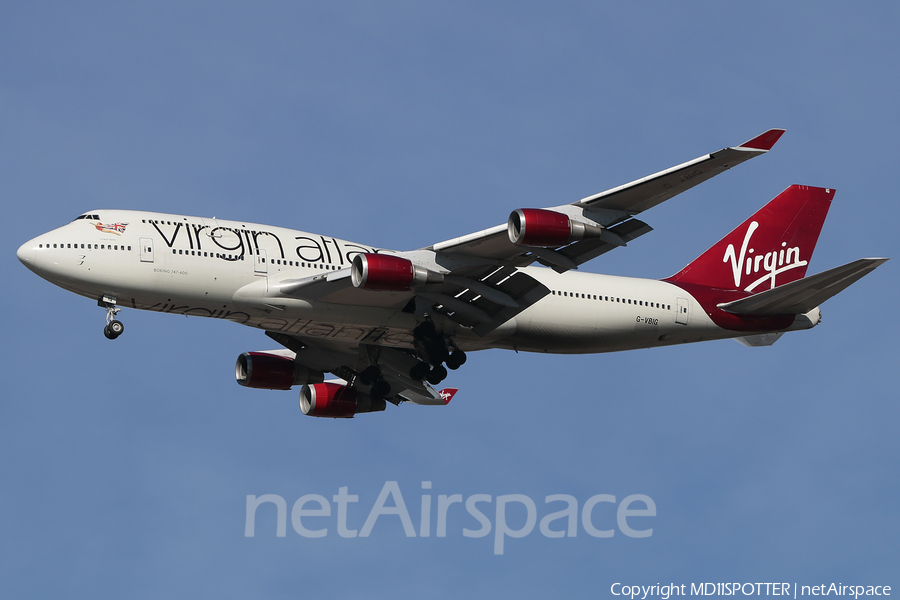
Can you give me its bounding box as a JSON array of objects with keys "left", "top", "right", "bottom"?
[
  {"left": 431, "top": 129, "right": 785, "bottom": 271},
  {"left": 270, "top": 262, "right": 551, "bottom": 337},
  {"left": 266, "top": 129, "right": 784, "bottom": 337},
  {"left": 265, "top": 331, "right": 451, "bottom": 405}
]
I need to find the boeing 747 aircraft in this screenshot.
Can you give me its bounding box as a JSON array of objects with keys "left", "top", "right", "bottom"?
[{"left": 17, "top": 130, "right": 887, "bottom": 417}]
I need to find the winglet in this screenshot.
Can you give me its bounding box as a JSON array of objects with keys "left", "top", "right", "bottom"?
[
  {"left": 739, "top": 129, "right": 785, "bottom": 151},
  {"left": 438, "top": 388, "right": 458, "bottom": 405}
]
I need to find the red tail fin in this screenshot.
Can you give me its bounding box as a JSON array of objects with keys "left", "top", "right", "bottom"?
[{"left": 666, "top": 185, "right": 834, "bottom": 292}]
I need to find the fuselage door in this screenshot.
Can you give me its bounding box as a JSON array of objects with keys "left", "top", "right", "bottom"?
[
  {"left": 140, "top": 237, "right": 154, "bottom": 263},
  {"left": 675, "top": 297, "right": 689, "bottom": 325},
  {"left": 255, "top": 249, "right": 267, "bottom": 274}
]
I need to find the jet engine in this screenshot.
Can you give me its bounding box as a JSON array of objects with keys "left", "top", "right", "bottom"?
[
  {"left": 235, "top": 352, "right": 324, "bottom": 390},
  {"left": 299, "top": 382, "right": 387, "bottom": 418},
  {"left": 508, "top": 208, "right": 605, "bottom": 247},
  {"left": 350, "top": 253, "right": 443, "bottom": 291}
]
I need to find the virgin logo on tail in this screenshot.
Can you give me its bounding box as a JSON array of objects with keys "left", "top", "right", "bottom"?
[
  {"left": 723, "top": 221, "right": 807, "bottom": 292},
  {"left": 438, "top": 388, "right": 458, "bottom": 404}
]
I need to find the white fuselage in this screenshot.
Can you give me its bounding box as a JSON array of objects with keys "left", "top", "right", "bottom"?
[{"left": 17, "top": 209, "right": 804, "bottom": 355}]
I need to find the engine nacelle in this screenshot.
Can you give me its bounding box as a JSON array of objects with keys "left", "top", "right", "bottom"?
[
  {"left": 351, "top": 253, "right": 443, "bottom": 291},
  {"left": 235, "top": 352, "right": 324, "bottom": 390},
  {"left": 299, "top": 383, "right": 387, "bottom": 418},
  {"left": 508, "top": 208, "right": 605, "bottom": 247}
]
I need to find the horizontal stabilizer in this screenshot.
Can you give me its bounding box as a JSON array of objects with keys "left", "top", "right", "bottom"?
[{"left": 718, "top": 258, "right": 888, "bottom": 315}]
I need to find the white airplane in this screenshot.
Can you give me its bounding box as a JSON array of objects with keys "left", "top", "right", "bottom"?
[{"left": 17, "top": 129, "right": 887, "bottom": 418}]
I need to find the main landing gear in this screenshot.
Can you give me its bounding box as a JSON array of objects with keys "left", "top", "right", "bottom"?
[
  {"left": 358, "top": 365, "right": 392, "bottom": 399},
  {"left": 99, "top": 297, "right": 125, "bottom": 340},
  {"left": 408, "top": 321, "right": 466, "bottom": 385}
]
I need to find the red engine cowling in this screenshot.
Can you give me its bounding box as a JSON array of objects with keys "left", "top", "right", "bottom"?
[
  {"left": 235, "top": 352, "right": 323, "bottom": 390},
  {"left": 351, "top": 253, "right": 443, "bottom": 291},
  {"left": 299, "top": 383, "right": 387, "bottom": 418},
  {"left": 508, "top": 208, "right": 604, "bottom": 247}
]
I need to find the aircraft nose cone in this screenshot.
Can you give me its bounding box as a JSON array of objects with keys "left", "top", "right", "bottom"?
[{"left": 17, "top": 239, "right": 35, "bottom": 266}]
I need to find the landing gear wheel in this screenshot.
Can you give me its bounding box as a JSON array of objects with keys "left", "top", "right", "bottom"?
[
  {"left": 108, "top": 320, "right": 124, "bottom": 337},
  {"left": 409, "top": 361, "right": 430, "bottom": 382},
  {"left": 103, "top": 321, "right": 123, "bottom": 340},
  {"left": 427, "top": 364, "right": 448, "bottom": 385},
  {"left": 446, "top": 350, "right": 467, "bottom": 370},
  {"left": 371, "top": 380, "right": 391, "bottom": 398},
  {"left": 359, "top": 366, "right": 381, "bottom": 386}
]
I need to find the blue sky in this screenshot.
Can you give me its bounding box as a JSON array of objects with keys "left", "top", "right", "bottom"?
[{"left": 2, "top": 2, "right": 898, "bottom": 598}]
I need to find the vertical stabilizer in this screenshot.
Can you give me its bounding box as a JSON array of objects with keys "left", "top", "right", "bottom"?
[{"left": 665, "top": 185, "right": 834, "bottom": 292}]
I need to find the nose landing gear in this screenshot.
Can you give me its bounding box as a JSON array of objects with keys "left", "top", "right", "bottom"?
[{"left": 99, "top": 297, "right": 125, "bottom": 340}]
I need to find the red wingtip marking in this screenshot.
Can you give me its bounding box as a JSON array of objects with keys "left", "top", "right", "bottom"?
[
  {"left": 438, "top": 388, "right": 458, "bottom": 405},
  {"left": 740, "top": 129, "right": 785, "bottom": 151}
]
